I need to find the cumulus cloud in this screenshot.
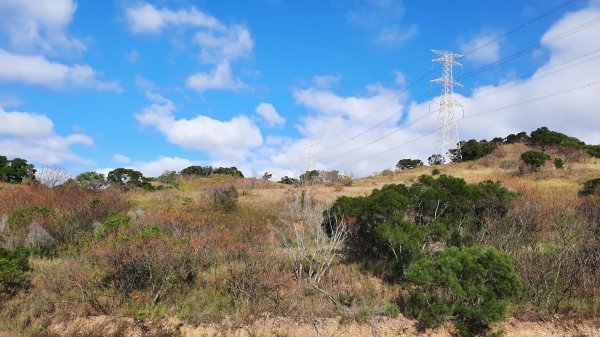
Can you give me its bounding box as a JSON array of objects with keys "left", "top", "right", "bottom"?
[
  {"left": 134, "top": 156, "right": 198, "bottom": 177},
  {"left": 0, "top": 106, "right": 93, "bottom": 164},
  {"left": 136, "top": 92, "right": 263, "bottom": 161},
  {"left": 0, "top": 1, "right": 120, "bottom": 91},
  {"left": 0, "top": 49, "right": 122, "bottom": 91},
  {"left": 0, "top": 0, "right": 84, "bottom": 56},
  {"left": 125, "top": 3, "right": 253, "bottom": 93},
  {"left": 255, "top": 103, "right": 285, "bottom": 127},
  {"left": 186, "top": 61, "right": 246, "bottom": 93},
  {"left": 312, "top": 75, "right": 340, "bottom": 88},
  {"left": 460, "top": 31, "right": 503, "bottom": 64}
]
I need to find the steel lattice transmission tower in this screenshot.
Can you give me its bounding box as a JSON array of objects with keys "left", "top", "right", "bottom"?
[{"left": 430, "top": 49, "right": 464, "bottom": 163}]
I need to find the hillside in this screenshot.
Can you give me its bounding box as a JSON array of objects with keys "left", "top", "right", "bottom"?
[{"left": 1, "top": 142, "right": 600, "bottom": 337}]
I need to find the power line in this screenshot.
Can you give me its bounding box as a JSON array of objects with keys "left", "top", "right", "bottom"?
[
  {"left": 462, "top": 0, "right": 579, "bottom": 58},
  {"left": 319, "top": 47, "right": 600, "bottom": 164},
  {"left": 316, "top": 15, "right": 600, "bottom": 161},
  {"left": 333, "top": 80, "right": 600, "bottom": 170}
]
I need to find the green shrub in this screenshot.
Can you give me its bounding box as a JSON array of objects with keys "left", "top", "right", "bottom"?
[
  {"left": 0, "top": 246, "right": 30, "bottom": 297},
  {"left": 530, "top": 127, "right": 585, "bottom": 148},
  {"left": 450, "top": 139, "right": 492, "bottom": 162},
  {"left": 588, "top": 145, "right": 600, "bottom": 158},
  {"left": 278, "top": 176, "right": 299, "bottom": 185},
  {"left": 405, "top": 246, "right": 523, "bottom": 336},
  {"left": 428, "top": 154, "right": 443, "bottom": 165},
  {"left": 520, "top": 151, "right": 550, "bottom": 172},
  {"left": 102, "top": 213, "right": 130, "bottom": 233},
  {"left": 396, "top": 159, "right": 423, "bottom": 170},
  {"left": 324, "top": 175, "right": 514, "bottom": 274},
  {"left": 580, "top": 178, "right": 600, "bottom": 196},
  {"left": 431, "top": 168, "right": 441, "bottom": 176},
  {"left": 7, "top": 207, "right": 54, "bottom": 233},
  {"left": 553, "top": 158, "right": 564, "bottom": 169}
]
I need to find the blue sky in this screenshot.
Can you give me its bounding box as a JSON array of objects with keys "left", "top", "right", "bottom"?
[{"left": 1, "top": 0, "right": 598, "bottom": 178}]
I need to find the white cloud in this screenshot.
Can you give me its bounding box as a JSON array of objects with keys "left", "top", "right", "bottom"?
[
  {"left": 0, "top": 106, "right": 93, "bottom": 164},
  {"left": 126, "top": 3, "right": 222, "bottom": 34},
  {"left": 0, "top": 49, "right": 122, "bottom": 92},
  {"left": 460, "top": 31, "right": 502, "bottom": 64},
  {"left": 312, "top": 75, "right": 340, "bottom": 88},
  {"left": 394, "top": 71, "right": 406, "bottom": 87},
  {"left": 125, "top": 3, "right": 253, "bottom": 93},
  {"left": 113, "top": 154, "right": 131, "bottom": 164},
  {"left": 194, "top": 25, "right": 253, "bottom": 63},
  {"left": 0, "top": 0, "right": 84, "bottom": 56},
  {"left": 186, "top": 61, "right": 246, "bottom": 93},
  {"left": 255, "top": 103, "right": 285, "bottom": 127},
  {"left": 136, "top": 92, "right": 263, "bottom": 161}
]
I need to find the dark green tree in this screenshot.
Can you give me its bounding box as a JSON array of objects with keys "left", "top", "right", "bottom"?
[
  {"left": 107, "top": 168, "right": 153, "bottom": 190},
  {"left": 278, "top": 176, "right": 299, "bottom": 185},
  {"left": 0, "top": 246, "right": 31, "bottom": 297},
  {"left": 450, "top": 140, "right": 492, "bottom": 162},
  {"left": 504, "top": 131, "right": 530, "bottom": 144},
  {"left": 75, "top": 171, "right": 107, "bottom": 190},
  {"left": 396, "top": 159, "right": 424, "bottom": 170},
  {"left": 580, "top": 178, "right": 600, "bottom": 196},
  {"left": 0, "top": 157, "right": 36, "bottom": 183},
  {"left": 530, "top": 126, "right": 585, "bottom": 148},
  {"left": 180, "top": 165, "right": 214, "bottom": 176}
]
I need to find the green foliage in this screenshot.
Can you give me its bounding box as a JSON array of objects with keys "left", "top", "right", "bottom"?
[
  {"left": 588, "top": 145, "right": 600, "bottom": 158},
  {"left": 580, "top": 178, "right": 600, "bottom": 196},
  {"left": 431, "top": 168, "right": 441, "bottom": 176},
  {"left": 103, "top": 213, "right": 131, "bottom": 233},
  {"left": 107, "top": 168, "right": 153, "bottom": 190},
  {"left": 157, "top": 170, "right": 179, "bottom": 186},
  {"left": 553, "top": 158, "right": 564, "bottom": 169},
  {"left": 278, "top": 176, "right": 299, "bottom": 185},
  {"left": 428, "top": 154, "right": 443, "bottom": 165},
  {"left": 324, "top": 175, "right": 515, "bottom": 273},
  {"left": 0, "top": 156, "right": 36, "bottom": 183},
  {"left": 396, "top": 158, "right": 423, "bottom": 170},
  {"left": 451, "top": 139, "right": 493, "bottom": 162},
  {"left": 180, "top": 165, "right": 244, "bottom": 178},
  {"left": 75, "top": 171, "right": 107, "bottom": 190},
  {"left": 520, "top": 151, "right": 550, "bottom": 172},
  {"left": 504, "top": 131, "right": 530, "bottom": 144},
  {"left": 0, "top": 246, "right": 30, "bottom": 296},
  {"left": 7, "top": 207, "right": 54, "bottom": 233},
  {"left": 530, "top": 127, "right": 585, "bottom": 148},
  {"left": 405, "top": 246, "right": 523, "bottom": 336}
]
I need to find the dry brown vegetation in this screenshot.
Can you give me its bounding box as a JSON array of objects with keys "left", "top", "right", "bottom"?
[{"left": 0, "top": 143, "right": 600, "bottom": 336}]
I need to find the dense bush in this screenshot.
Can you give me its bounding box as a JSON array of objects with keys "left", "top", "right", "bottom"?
[
  {"left": 554, "top": 158, "right": 564, "bottom": 169},
  {"left": 180, "top": 165, "right": 244, "bottom": 178},
  {"left": 324, "top": 175, "right": 514, "bottom": 274},
  {"left": 580, "top": 178, "right": 600, "bottom": 196},
  {"left": 520, "top": 151, "right": 550, "bottom": 172},
  {"left": 0, "top": 246, "right": 30, "bottom": 298},
  {"left": 405, "top": 246, "right": 523, "bottom": 336},
  {"left": 530, "top": 127, "right": 585, "bottom": 148},
  {"left": 450, "top": 139, "right": 493, "bottom": 162},
  {"left": 504, "top": 131, "right": 530, "bottom": 144},
  {"left": 588, "top": 145, "right": 600, "bottom": 158},
  {"left": 278, "top": 176, "right": 299, "bottom": 185},
  {"left": 396, "top": 159, "right": 423, "bottom": 170}
]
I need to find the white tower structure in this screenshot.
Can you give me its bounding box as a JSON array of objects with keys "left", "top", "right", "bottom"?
[{"left": 431, "top": 49, "right": 463, "bottom": 163}]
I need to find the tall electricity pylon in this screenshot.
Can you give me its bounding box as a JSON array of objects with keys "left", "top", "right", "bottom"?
[{"left": 431, "top": 49, "right": 463, "bottom": 163}]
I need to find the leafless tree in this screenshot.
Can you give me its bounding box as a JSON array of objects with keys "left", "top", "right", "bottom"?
[
  {"left": 275, "top": 190, "right": 348, "bottom": 285},
  {"left": 37, "top": 164, "right": 71, "bottom": 188}
]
